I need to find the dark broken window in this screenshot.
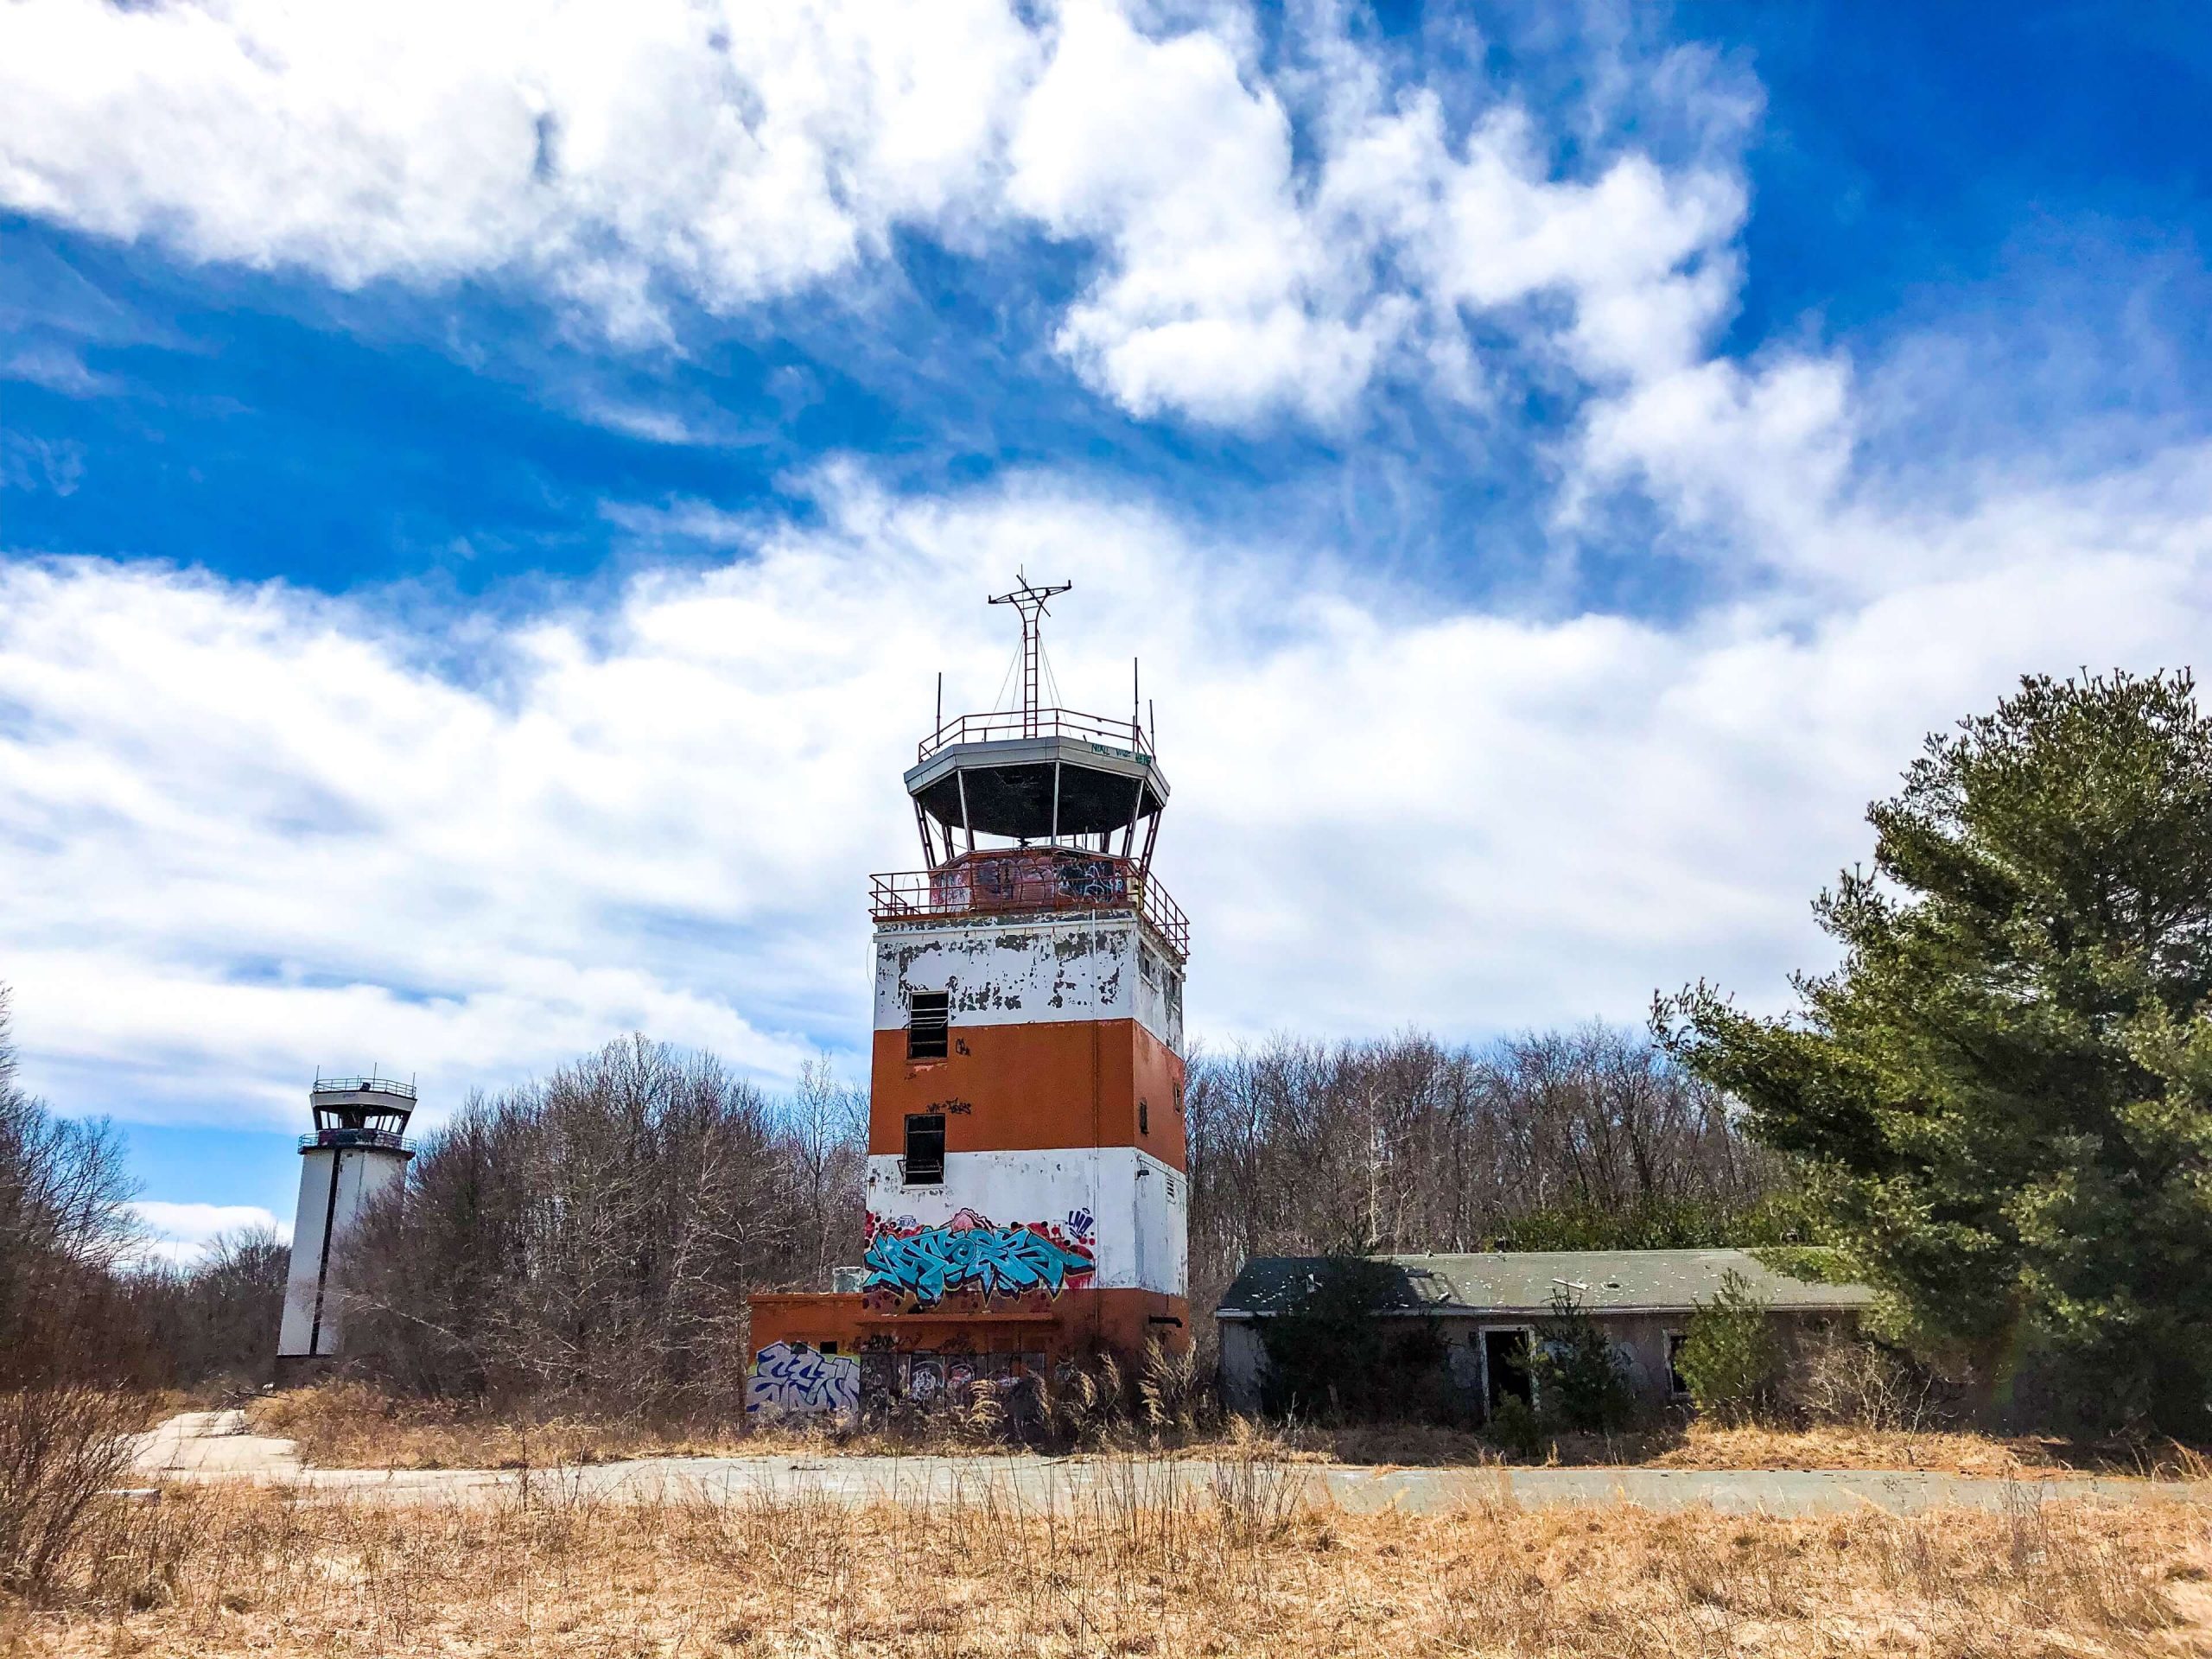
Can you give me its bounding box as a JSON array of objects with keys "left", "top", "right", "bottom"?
[
  {"left": 1139, "top": 1097, "right": 1149, "bottom": 1135},
  {"left": 907, "top": 990, "right": 950, "bottom": 1060},
  {"left": 903, "top": 1113, "right": 946, "bottom": 1185}
]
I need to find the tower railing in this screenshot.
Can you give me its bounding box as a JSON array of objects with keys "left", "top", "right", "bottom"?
[
  {"left": 870, "top": 858, "right": 1190, "bottom": 958},
  {"left": 298, "top": 1128, "right": 415, "bottom": 1152},
  {"left": 917, "top": 707, "right": 1151, "bottom": 764},
  {"left": 311, "top": 1072, "right": 417, "bottom": 1101}
]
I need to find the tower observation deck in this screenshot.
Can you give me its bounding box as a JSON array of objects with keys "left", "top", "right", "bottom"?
[{"left": 871, "top": 575, "right": 1188, "bottom": 959}]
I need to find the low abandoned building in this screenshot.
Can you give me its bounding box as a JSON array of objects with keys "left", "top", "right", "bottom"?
[{"left": 1214, "top": 1249, "right": 1874, "bottom": 1419}]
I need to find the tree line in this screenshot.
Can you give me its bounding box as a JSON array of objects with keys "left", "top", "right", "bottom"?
[
  {"left": 1185, "top": 1024, "right": 1785, "bottom": 1321},
  {"left": 0, "top": 987, "right": 289, "bottom": 1392},
  {"left": 1, "top": 987, "right": 1772, "bottom": 1409},
  {"left": 8, "top": 670, "right": 2210, "bottom": 1437}
]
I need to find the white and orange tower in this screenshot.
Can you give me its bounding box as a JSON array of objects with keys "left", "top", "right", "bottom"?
[{"left": 747, "top": 577, "right": 1190, "bottom": 1420}]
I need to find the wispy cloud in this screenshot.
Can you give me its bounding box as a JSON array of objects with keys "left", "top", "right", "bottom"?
[
  {"left": 3, "top": 344, "right": 119, "bottom": 397},
  {"left": 124, "top": 1201, "right": 289, "bottom": 1268}
]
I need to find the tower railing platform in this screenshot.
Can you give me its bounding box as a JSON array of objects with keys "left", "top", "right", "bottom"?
[
  {"left": 298, "top": 1128, "right": 415, "bottom": 1152},
  {"left": 917, "top": 706, "right": 1151, "bottom": 764},
  {"left": 870, "top": 851, "right": 1190, "bottom": 959},
  {"left": 310, "top": 1073, "right": 417, "bottom": 1101}
]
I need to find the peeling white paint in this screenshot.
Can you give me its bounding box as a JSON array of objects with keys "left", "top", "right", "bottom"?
[{"left": 874, "top": 915, "right": 1183, "bottom": 1052}]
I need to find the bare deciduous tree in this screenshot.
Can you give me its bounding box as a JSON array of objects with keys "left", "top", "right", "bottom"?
[
  {"left": 347, "top": 1035, "right": 803, "bottom": 1414},
  {"left": 1186, "top": 1024, "right": 1782, "bottom": 1329}
]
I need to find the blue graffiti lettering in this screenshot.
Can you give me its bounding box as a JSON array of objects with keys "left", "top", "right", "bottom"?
[
  {"left": 862, "top": 1223, "right": 1096, "bottom": 1306},
  {"left": 747, "top": 1340, "right": 860, "bottom": 1419}
]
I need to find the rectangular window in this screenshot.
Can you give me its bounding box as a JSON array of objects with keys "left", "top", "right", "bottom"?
[
  {"left": 907, "top": 990, "right": 950, "bottom": 1060},
  {"left": 903, "top": 1113, "right": 945, "bottom": 1185},
  {"left": 1666, "top": 1332, "right": 1690, "bottom": 1396}
]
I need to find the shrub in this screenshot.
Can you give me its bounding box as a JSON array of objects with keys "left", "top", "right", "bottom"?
[
  {"left": 1531, "top": 1291, "right": 1636, "bottom": 1433},
  {"left": 0, "top": 1385, "right": 142, "bottom": 1593},
  {"left": 1784, "top": 1330, "right": 1947, "bottom": 1433},
  {"left": 1484, "top": 1394, "right": 1544, "bottom": 1459},
  {"left": 1676, "top": 1270, "right": 1784, "bottom": 1423}
]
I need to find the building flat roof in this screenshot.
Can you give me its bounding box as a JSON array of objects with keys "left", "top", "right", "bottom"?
[{"left": 1215, "top": 1249, "right": 1873, "bottom": 1319}]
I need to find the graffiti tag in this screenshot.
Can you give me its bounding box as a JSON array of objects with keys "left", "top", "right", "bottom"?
[
  {"left": 746, "top": 1340, "right": 860, "bottom": 1419},
  {"left": 862, "top": 1218, "right": 1096, "bottom": 1306}
]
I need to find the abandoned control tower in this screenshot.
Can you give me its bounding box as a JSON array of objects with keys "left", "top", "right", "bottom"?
[
  {"left": 276, "top": 1071, "right": 416, "bottom": 1382},
  {"left": 747, "top": 577, "right": 1190, "bottom": 1421}
]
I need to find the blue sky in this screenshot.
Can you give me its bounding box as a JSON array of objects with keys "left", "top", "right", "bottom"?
[{"left": 4, "top": 0, "right": 2211, "bottom": 1259}]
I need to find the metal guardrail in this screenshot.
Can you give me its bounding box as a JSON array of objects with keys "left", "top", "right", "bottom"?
[
  {"left": 917, "top": 707, "right": 1152, "bottom": 764},
  {"left": 298, "top": 1128, "right": 415, "bottom": 1153},
  {"left": 870, "top": 855, "right": 1190, "bottom": 958},
  {"left": 312, "top": 1073, "right": 416, "bottom": 1101}
]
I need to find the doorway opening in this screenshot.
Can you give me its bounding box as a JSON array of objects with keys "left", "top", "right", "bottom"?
[{"left": 1483, "top": 1327, "right": 1534, "bottom": 1417}]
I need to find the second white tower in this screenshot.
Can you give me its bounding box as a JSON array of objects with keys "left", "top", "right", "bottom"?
[{"left": 276, "top": 1072, "right": 416, "bottom": 1380}]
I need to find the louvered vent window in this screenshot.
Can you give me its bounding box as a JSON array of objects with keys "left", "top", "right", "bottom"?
[{"left": 907, "top": 990, "right": 950, "bottom": 1061}]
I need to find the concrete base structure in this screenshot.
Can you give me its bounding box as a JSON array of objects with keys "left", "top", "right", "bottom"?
[{"left": 747, "top": 1287, "right": 1189, "bottom": 1423}]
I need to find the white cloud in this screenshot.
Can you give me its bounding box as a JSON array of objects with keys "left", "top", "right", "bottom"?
[
  {"left": 3, "top": 344, "right": 118, "bottom": 397},
  {"left": 6, "top": 451, "right": 2209, "bottom": 1138},
  {"left": 1007, "top": 0, "right": 1394, "bottom": 425},
  {"left": 1004, "top": 8, "right": 1755, "bottom": 425},
  {"left": 0, "top": 0, "right": 1039, "bottom": 340},
  {"left": 125, "top": 1202, "right": 288, "bottom": 1268},
  {"left": 0, "top": 0, "right": 1756, "bottom": 423}
]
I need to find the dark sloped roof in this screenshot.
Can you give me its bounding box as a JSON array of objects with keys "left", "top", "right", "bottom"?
[{"left": 1215, "top": 1249, "right": 1872, "bottom": 1319}]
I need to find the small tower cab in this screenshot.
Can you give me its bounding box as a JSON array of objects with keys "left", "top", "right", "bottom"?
[
  {"left": 275, "top": 1071, "right": 416, "bottom": 1381},
  {"left": 747, "top": 578, "right": 1190, "bottom": 1423}
]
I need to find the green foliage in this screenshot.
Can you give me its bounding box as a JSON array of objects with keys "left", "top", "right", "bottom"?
[
  {"left": 1660, "top": 671, "right": 2212, "bottom": 1435},
  {"left": 1530, "top": 1291, "right": 1636, "bottom": 1433},
  {"left": 1675, "top": 1270, "right": 1783, "bottom": 1423},
  {"left": 1257, "top": 1258, "right": 1449, "bottom": 1422},
  {"left": 1484, "top": 1393, "right": 1543, "bottom": 1458},
  {"left": 1746, "top": 1245, "right": 1857, "bottom": 1286},
  {"left": 1500, "top": 1193, "right": 1821, "bottom": 1252}
]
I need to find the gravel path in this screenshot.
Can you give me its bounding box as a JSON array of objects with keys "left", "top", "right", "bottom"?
[{"left": 128, "top": 1411, "right": 2212, "bottom": 1516}]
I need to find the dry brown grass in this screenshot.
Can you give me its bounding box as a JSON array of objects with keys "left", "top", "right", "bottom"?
[
  {"left": 3, "top": 1452, "right": 2207, "bottom": 1657},
  {"left": 249, "top": 1383, "right": 750, "bottom": 1471},
  {"left": 251, "top": 1382, "right": 2209, "bottom": 1481},
  {"left": 1646, "top": 1422, "right": 2082, "bottom": 1477}
]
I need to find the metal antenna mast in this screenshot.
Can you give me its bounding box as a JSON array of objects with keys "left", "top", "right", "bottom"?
[{"left": 987, "top": 571, "right": 1071, "bottom": 738}]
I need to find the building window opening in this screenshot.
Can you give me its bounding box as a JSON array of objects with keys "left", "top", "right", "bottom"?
[
  {"left": 1139, "top": 1098, "right": 1149, "bottom": 1135},
  {"left": 1666, "top": 1332, "right": 1690, "bottom": 1396},
  {"left": 903, "top": 1113, "right": 946, "bottom": 1185},
  {"left": 907, "top": 990, "right": 950, "bottom": 1060}
]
